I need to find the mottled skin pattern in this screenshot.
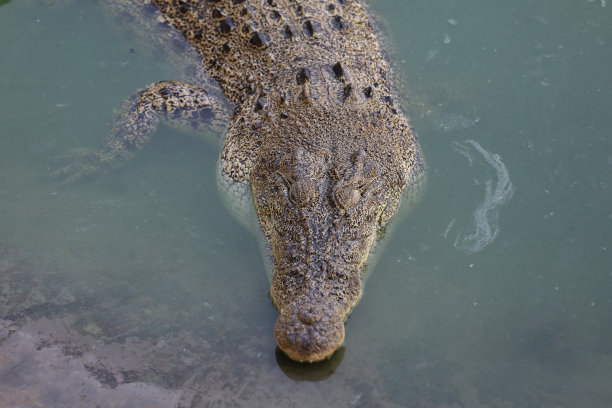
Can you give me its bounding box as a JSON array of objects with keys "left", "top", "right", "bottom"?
[{"left": 55, "top": 0, "right": 425, "bottom": 362}]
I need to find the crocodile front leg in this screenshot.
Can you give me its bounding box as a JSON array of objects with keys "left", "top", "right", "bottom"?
[{"left": 53, "top": 80, "right": 231, "bottom": 183}]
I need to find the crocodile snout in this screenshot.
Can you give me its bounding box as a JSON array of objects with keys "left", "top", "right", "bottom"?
[{"left": 274, "top": 302, "right": 345, "bottom": 363}]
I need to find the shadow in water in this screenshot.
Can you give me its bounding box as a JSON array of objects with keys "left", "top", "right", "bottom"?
[{"left": 275, "top": 346, "right": 345, "bottom": 382}]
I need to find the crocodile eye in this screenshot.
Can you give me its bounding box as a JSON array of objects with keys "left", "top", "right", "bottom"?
[
  {"left": 332, "top": 153, "right": 380, "bottom": 210},
  {"left": 289, "top": 179, "right": 316, "bottom": 207},
  {"left": 334, "top": 184, "right": 361, "bottom": 210}
]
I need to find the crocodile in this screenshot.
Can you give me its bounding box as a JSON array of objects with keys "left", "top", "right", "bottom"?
[{"left": 55, "top": 0, "right": 425, "bottom": 362}]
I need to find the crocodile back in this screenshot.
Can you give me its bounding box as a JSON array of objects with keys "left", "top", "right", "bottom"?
[{"left": 151, "top": 0, "right": 395, "bottom": 108}]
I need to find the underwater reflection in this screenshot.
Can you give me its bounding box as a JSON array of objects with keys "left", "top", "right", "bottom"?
[{"left": 275, "top": 346, "right": 345, "bottom": 381}]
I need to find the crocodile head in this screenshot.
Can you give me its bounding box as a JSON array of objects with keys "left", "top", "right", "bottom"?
[{"left": 251, "top": 118, "right": 413, "bottom": 362}]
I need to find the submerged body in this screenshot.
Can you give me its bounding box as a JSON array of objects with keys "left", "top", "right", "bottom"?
[{"left": 57, "top": 0, "right": 424, "bottom": 362}]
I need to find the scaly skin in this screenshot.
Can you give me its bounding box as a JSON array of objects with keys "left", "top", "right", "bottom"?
[{"left": 56, "top": 0, "right": 425, "bottom": 363}]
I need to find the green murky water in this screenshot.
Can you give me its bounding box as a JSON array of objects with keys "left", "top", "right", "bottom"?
[{"left": 1, "top": 0, "right": 611, "bottom": 407}]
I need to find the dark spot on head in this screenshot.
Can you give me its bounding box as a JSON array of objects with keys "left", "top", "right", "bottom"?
[
  {"left": 245, "top": 82, "right": 256, "bottom": 95},
  {"left": 249, "top": 31, "right": 269, "bottom": 48},
  {"left": 211, "top": 8, "right": 222, "bottom": 19},
  {"left": 327, "top": 4, "right": 336, "bottom": 12},
  {"left": 331, "top": 15, "right": 344, "bottom": 30},
  {"left": 296, "top": 68, "right": 310, "bottom": 85},
  {"left": 267, "top": 0, "right": 277, "bottom": 6},
  {"left": 332, "top": 62, "right": 344, "bottom": 80},
  {"left": 232, "top": 0, "right": 245, "bottom": 3},
  {"left": 222, "top": 42, "right": 232, "bottom": 53},
  {"left": 363, "top": 86, "right": 373, "bottom": 98},
  {"left": 342, "top": 84, "right": 353, "bottom": 101},
  {"left": 390, "top": 108, "right": 398, "bottom": 115},
  {"left": 219, "top": 18, "right": 234, "bottom": 34},
  {"left": 270, "top": 10, "right": 281, "bottom": 20},
  {"left": 283, "top": 25, "right": 293, "bottom": 39},
  {"left": 240, "top": 7, "right": 248, "bottom": 16},
  {"left": 296, "top": 5, "right": 304, "bottom": 15},
  {"left": 383, "top": 95, "right": 393, "bottom": 106},
  {"left": 303, "top": 20, "right": 314, "bottom": 37},
  {"left": 255, "top": 97, "right": 267, "bottom": 112},
  {"left": 250, "top": 32, "right": 263, "bottom": 47},
  {"left": 280, "top": 111, "right": 288, "bottom": 119}
]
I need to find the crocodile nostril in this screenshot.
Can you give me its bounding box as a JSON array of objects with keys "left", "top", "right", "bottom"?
[{"left": 297, "top": 306, "right": 323, "bottom": 325}]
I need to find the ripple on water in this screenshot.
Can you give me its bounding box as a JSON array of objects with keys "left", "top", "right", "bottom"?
[{"left": 452, "top": 140, "right": 514, "bottom": 254}]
